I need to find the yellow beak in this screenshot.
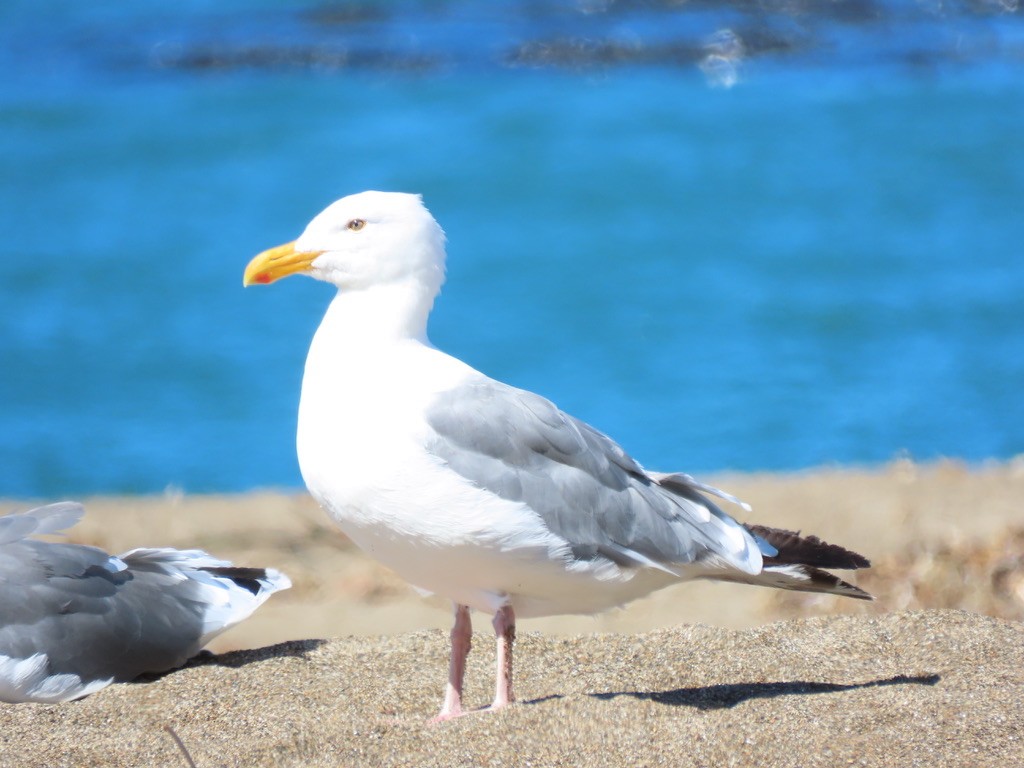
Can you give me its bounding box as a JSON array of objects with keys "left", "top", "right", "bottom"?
[{"left": 243, "top": 241, "right": 323, "bottom": 286}]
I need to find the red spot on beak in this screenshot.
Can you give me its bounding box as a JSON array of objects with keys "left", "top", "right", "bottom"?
[{"left": 255, "top": 273, "right": 271, "bottom": 284}]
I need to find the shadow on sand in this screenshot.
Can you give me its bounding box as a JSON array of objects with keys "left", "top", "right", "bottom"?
[
  {"left": 198, "top": 638, "right": 329, "bottom": 669},
  {"left": 133, "top": 638, "right": 328, "bottom": 683},
  {"left": 584, "top": 674, "right": 941, "bottom": 710}
]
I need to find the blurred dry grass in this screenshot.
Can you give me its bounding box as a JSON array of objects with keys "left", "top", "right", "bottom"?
[
  {"left": 771, "top": 524, "right": 1024, "bottom": 621},
  {"left": 3, "top": 458, "right": 1023, "bottom": 651}
]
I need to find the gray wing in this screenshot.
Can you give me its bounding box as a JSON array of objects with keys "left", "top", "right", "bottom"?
[
  {"left": 0, "top": 504, "right": 290, "bottom": 703},
  {"left": 424, "top": 379, "right": 761, "bottom": 575}
]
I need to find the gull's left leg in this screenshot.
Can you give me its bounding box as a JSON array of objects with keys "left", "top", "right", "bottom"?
[{"left": 489, "top": 604, "right": 516, "bottom": 711}]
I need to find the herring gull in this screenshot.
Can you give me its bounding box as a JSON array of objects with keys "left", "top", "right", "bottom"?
[
  {"left": 243, "top": 190, "right": 871, "bottom": 720},
  {"left": 0, "top": 502, "right": 290, "bottom": 703}
]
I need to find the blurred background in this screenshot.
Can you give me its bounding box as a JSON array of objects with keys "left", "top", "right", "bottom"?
[{"left": 2, "top": 0, "right": 1023, "bottom": 498}]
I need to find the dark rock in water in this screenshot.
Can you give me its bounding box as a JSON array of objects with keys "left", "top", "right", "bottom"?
[
  {"left": 152, "top": 44, "right": 444, "bottom": 74},
  {"left": 138, "top": 0, "right": 1022, "bottom": 77}
]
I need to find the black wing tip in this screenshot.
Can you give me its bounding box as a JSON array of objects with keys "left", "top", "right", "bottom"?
[
  {"left": 199, "top": 566, "right": 271, "bottom": 596},
  {"left": 762, "top": 563, "right": 875, "bottom": 601},
  {"left": 804, "top": 565, "right": 875, "bottom": 601},
  {"left": 822, "top": 571, "right": 874, "bottom": 601},
  {"left": 745, "top": 524, "right": 871, "bottom": 571}
]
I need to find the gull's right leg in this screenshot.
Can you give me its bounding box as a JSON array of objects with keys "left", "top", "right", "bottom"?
[{"left": 434, "top": 603, "right": 472, "bottom": 721}]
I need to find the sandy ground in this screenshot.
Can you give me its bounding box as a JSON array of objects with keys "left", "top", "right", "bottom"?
[
  {"left": 1, "top": 611, "right": 1021, "bottom": 767},
  {"left": 2, "top": 459, "right": 1023, "bottom": 766}
]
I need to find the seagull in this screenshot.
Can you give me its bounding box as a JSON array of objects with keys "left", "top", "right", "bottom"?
[
  {"left": 243, "top": 191, "right": 871, "bottom": 720},
  {"left": 0, "top": 502, "right": 290, "bottom": 704}
]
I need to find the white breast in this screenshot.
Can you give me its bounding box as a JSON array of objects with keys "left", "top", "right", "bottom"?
[
  {"left": 294, "top": 302, "right": 678, "bottom": 617},
  {"left": 297, "top": 328, "right": 556, "bottom": 606}
]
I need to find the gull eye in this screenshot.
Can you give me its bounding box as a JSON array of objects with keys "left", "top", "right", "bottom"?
[{"left": 347, "top": 219, "right": 366, "bottom": 231}]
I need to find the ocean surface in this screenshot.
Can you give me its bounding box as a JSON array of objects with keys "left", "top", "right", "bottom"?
[{"left": 2, "top": 0, "right": 1023, "bottom": 497}]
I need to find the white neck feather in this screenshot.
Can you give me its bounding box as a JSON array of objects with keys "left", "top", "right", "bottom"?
[{"left": 317, "top": 278, "right": 437, "bottom": 348}]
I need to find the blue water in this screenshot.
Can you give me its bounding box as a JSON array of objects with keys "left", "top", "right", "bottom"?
[{"left": 2, "top": 1, "right": 1023, "bottom": 496}]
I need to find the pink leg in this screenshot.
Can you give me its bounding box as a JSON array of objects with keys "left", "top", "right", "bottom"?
[
  {"left": 435, "top": 603, "right": 472, "bottom": 721},
  {"left": 489, "top": 604, "right": 516, "bottom": 711}
]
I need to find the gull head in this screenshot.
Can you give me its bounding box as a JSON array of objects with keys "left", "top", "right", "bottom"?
[{"left": 243, "top": 191, "right": 446, "bottom": 294}]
